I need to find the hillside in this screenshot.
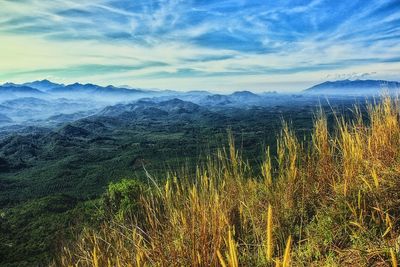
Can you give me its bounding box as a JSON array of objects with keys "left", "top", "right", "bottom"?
[
  {"left": 0, "top": 94, "right": 362, "bottom": 266},
  {"left": 57, "top": 96, "right": 400, "bottom": 266},
  {"left": 0, "top": 80, "right": 398, "bottom": 266}
]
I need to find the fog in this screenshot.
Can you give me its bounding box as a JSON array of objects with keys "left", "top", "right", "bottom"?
[{"left": 0, "top": 79, "right": 397, "bottom": 129}]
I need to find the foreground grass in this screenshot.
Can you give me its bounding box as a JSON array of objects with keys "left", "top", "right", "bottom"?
[{"left": 57, "top": 96, "right": 400, "bottom": 266}]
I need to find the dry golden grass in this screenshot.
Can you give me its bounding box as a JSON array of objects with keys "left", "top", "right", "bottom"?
[{"left": 56, "top": 96, "right": 400, "bottom": 266}]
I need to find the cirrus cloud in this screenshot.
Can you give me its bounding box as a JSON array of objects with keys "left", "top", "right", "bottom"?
[{"left": 0, "top": 0, "right": 399, "bottom": 92}]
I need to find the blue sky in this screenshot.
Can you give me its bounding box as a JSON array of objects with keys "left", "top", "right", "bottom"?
[{"left": 0, "top": 0, "right": 399, "bottom": 92}]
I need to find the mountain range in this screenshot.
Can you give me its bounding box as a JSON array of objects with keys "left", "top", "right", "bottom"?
[
  {"left": 0, "top": 78, "right": 399, "bottom": 127},
  {"left": 304, "top": 79, "right": 400, "bottom": 95},
  {"left": 1, "top": 79, "right": 398, "bottom": 100}
]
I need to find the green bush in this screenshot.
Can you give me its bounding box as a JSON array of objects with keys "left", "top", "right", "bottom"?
[{"left": 103, "top": 179, "right": 146, "bottom": 220}]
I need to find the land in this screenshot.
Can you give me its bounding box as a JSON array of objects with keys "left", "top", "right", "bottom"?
[{"left": 0, "top": 79, "right": 396, "bottom": 266}]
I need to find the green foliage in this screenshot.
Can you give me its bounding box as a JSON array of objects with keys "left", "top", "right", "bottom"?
[
  {"left": 103, "top": 179, "right": 147, "bottom": 220},
  {"left": 0, "top": 97, "right": 368, "bottom": 266},
  {"left": 0, "top": 195, "right": 77, "bottom": 266},
  {"left": 296, "top": 206, "right": 349, "bottom": 263},
  {"left": 0, "top": 195, "right": 102, "bottom": 267}
]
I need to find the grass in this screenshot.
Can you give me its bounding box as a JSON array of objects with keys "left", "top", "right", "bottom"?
[{"left": 56, "top": 96, "right": 400, "bottom": 266}]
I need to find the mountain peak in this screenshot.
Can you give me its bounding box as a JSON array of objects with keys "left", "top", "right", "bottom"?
[
  {"left": 24, "top": 79, "right": 63, "bottom": 91},
  {"left": 2, "top": 82, "right": 19, "bottom": 87},
  {"left": 231, "top": 90, "right": 258, "bottom": 96},
  {"left": 229, "top": 91, "right": 260, "bottom": 101}
]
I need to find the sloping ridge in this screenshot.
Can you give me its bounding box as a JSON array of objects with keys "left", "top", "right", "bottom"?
[{"left": 304, "top": 79, "right": 400, "bottom": 95}]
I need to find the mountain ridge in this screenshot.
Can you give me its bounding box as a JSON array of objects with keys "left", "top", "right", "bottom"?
[{"left": 304, "top": 79, "right": 400, "bottom": 95}]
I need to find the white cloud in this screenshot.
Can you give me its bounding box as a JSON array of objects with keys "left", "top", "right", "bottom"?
[{"left": 0, "top": 0, "right": 399, "bottom": 92}]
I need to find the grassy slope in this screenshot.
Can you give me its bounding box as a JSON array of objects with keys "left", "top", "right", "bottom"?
[
  {"left": 0, "top": 97, "right": 374, "bottom": 266},
  {"left": 59, "top": 97, "right": 400, "bottom": 266},
  {"left": 0, "top": 105, "right": 315, "bottom": 266}
]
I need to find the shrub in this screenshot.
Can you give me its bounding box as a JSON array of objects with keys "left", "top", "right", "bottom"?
[{"left": 103, "top": 179, "right": 146, "bottom": 220}]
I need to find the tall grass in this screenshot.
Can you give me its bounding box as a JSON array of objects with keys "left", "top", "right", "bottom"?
[{"left": 57, "top": 96, "right": 400, "bottom": 266}]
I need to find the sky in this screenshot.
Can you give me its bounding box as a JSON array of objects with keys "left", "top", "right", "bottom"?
[{"left": 0, "top": 0, "right": 399, "bottom": 92}]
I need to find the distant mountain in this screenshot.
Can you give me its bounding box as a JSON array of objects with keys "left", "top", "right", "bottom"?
[
  {"left": 229, "top": 91, "right": 261, "bottom": 102},
  {"left": 0, "top": 105, "right": 12, "bottom": 113},
  {"left": 195, "top": 91, "right": 263, "bottom": 106},
  {"left": 304, "top": 79, "right": 400, "bottom": 95},
  {"left": 24, "top": 79, "right": 63, "bottom": 91},
  {"left": 0, "top": 85, "right": 47, "bottom": 102},
  {"left": 1, "top": 80, "right": 159, "bottom": 102},
  {"left": 49, "top": 83, "right": 146, "bottom": 95},
  {"left": 2, "top": 97, "right": 52, "bottom": 108},
  {"left": 0, "top": 114, "right": 12, "bottom": 124},
  {"left": 0, "top": 97, "right": 105, "bottom": 124},
  {"left": 199, "top": 94, "right": 232, "bottom": 106},
  {"left": 2, "top": 82, "right": 21, "bottom": 87},
  {"left": 0, "top": 81, "right": 290, "bottom": 115},
  {"left": 157, "top": 98, "right": 200, "bottom": 112},
  {"left": 100, "top": 98, "right": 201, "bottom": 118},
  {"left": 197, "top": 91, "right": 262, "bottom": 106},
  {"left": 0, "top": 84, "right": 45, "bottom": 96}
]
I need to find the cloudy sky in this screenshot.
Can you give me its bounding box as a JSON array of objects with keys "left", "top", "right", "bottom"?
[{"left": 0, "top": 0, "right": 399, "bottom": 92}]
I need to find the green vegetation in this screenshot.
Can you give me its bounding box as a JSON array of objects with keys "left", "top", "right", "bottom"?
[
  {"left": 0, "top": 97, "right": 374, "bottom": 266},
  {"left": 58, "top": 96, "right": 400, "bottom": 266},
  {"left": 0, "top": 195, "right": 100, "bottom": 266}
]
